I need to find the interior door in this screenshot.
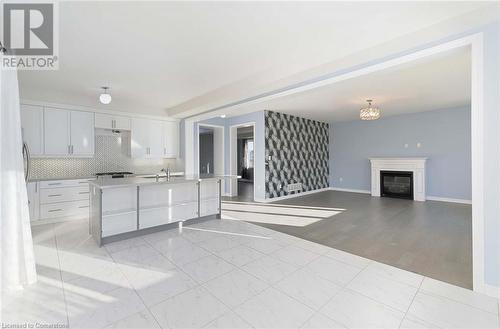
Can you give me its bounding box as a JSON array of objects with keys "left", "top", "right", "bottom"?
[
  {"left": 20, "top": 104, "right": 44, "bottom": 156},
  {"left": 70, "top": 111, "right": 94, "bottom": 156},
  {"left": 44, "top": 107, "right": 70, "bottom": 155}
]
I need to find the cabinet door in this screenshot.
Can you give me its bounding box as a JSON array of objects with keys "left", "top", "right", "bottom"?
[
  {"left": 44, "top": 107, "right": 70, "bottom": 156},
  {"left": 20, "top": 105, "right": 44, "bottom": 156},
  {"left": 131, "top": 118, "right": 149, "bottom": 158},
  {"left": 94, "top": 113, "right": 113, "bottom": 129},
  {"left": 163, "top": 121, "right": 179, "bottom": 158},
  {"left": 70, "top": 111, "right": 94, "bottom": 156},
  {"left": 149, "top": 120, "right": 164, "bottom": 158},
  {"left": 114, "top": 115, "right": 131, "bottom": 130},
  {"left": 26, "top": 182, "right": 39, "bottom": 221}
]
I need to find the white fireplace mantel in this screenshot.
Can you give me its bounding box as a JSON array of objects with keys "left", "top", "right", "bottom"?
[{"left": 369, "top": 157, "right": 427, "bottom": 201}]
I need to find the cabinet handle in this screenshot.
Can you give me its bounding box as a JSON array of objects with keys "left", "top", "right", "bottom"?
[
  {"left": 164, "top": 147, "right": 166, "bottom": 155},
  {"left": 78, "top": 191, "right": 89, "bottom": 194},
  {"left": 48, "top": 209, "right": 63, "bottom": 212},
  {"left": 48, "top": 194, "right": 62, "bottom": 197},
  {"left": 71, "top": 145, "right": 74, "bottom": 154},
  {"left": 78, "top": 205, "right": 89, "bottom": 208},
  {"left": 48, "top": 183, "right": 61, "bottom": 186},
  {"left": 112, "top": 119, "right": 115, "bottom": 128},
  {"left": 68, "top": 145, "right": 71, "bottom": 154},
  {"left": 78, "top": 181, "right": 88, "bottom": 184}
]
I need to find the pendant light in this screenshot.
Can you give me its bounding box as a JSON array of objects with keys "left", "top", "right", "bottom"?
[
  {"left": 360, "top": 99, "right": 380, "bottom": 120},
  {"left": 99, "top": 87, "right": 112, "bottom": 105}
]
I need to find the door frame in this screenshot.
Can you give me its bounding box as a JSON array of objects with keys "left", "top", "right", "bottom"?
[
  {"left": 229, "top": 122, "right": 256, "bottom": 199},
  {"left": 196, "top": 123, "right": 225, "bottom": 186}
]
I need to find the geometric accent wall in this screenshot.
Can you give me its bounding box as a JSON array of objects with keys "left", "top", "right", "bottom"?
[{"left": 265, "top": 110, "right": 329, "bottom": 199}]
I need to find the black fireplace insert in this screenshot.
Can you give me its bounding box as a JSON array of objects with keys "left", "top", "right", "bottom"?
[{"left": 380, "top": 171, "right": 413, "bottom": 200}]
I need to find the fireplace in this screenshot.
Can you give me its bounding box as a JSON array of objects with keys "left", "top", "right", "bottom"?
[{"left": 380, "top": 171, "right": 413, "bottom": 200}]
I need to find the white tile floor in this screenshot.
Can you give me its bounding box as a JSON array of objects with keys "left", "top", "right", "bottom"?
[{"left": 2, "top": 218, "right": 499, "bottom": 329}]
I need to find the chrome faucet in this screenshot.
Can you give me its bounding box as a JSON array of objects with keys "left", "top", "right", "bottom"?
[{"left": 160, "top": 167, "right": 171, "bottom": 180}]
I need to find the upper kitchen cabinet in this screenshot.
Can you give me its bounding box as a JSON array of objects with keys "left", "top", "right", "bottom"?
[
  {"left": 44, "top": 107, "right": 70, "bottom": 156},
  {"left": 95, "top": 113, "right": 131, "bottom": 130},
  {"left": 43, "top": 107, "right": 94, "bottom": 157},
  {"left": 163, "top": 121, "right": 179, "bottom": 158},
  {"left": 20, "top": 105, "right": 44, "bottom": 156},
  {"left": 131, "top": 118, "right": 172, "bottom": 159},
  {"left": 70, "top": 110, "right": 95, "bottom": 156}
]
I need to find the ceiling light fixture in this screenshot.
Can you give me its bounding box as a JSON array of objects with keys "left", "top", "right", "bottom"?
[
  {"left": 220, "top": 114, "right": 226, "bottom": 118},
  {"left": 99, "top": 87, "right": 112, "bottom": 105},
  {"left": 360, "top": 99, "right": 380, "bottom": 120}
]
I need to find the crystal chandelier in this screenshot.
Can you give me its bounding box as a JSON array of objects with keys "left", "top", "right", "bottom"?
[{"left": 360, "top": 99, "right": 380, "bottom": 120}]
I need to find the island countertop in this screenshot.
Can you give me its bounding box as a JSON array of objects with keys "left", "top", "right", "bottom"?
[{"left": 89, "top": 174, "right": 239, "bottom": 189}]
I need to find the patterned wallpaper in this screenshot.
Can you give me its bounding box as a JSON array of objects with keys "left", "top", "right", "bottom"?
[
  {"left": 265, "top": 111, "right": 329, "bottom": 198},
  {"left": 29, "top": 133, "right": 177, "bottom": 180}
]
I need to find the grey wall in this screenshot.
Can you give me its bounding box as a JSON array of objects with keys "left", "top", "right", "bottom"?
[
  {"left": 265, "top": 111, "right": 329, "bottom": 198},
  {"left": 330, "top": 106, "right": 471, "bottom": 200}
]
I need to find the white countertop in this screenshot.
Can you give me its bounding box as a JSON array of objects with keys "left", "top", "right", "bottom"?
[{"left": 89, "top": 174, "right": 239, "bottom": 189}]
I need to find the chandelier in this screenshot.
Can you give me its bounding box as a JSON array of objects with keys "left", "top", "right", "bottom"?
[{"left": 360, "top": 99, "right": 380, "bottom": 120}]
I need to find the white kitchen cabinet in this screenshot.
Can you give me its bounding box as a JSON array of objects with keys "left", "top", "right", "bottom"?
[
  {"left": 27, "top": 182, "right": 40, "bottom": 222},
  {"left": 70, "top": 110, "right": 94, "bottom": 155},
  {"left": 43, "top": 107, "right": 94, "bottom": 157},
  {"left": 149, "top": 120, "right": 164, "bottom": 158},
  {"left": 131, "top": 118, "right": 149, "bottom": 158},
  {"left": 163, "top": 121, "right": 179, "bottom": 158},
  {"left": 20, "top": 105, "right": 44, "bottom": 156},
  {"left": 44, "top": 107, "right": 70, "bottom": 156},
  {"left": 95, "top": 113, "right": 131, "bottom": 130},
  {"left": 131, "top": 118, "right": 164, "bottom": 158}
]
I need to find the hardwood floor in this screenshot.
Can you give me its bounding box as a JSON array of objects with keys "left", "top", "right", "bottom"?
[{"left": 230, "top": 190, "right": 472, "bottom": 289}]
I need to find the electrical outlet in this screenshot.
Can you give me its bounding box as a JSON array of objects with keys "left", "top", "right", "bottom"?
[{"left": 286, "top": 183, "right": 302, "bottom": 192}]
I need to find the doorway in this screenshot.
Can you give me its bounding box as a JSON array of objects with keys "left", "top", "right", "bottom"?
[
  {"left": 197, "top": 124, "right": 224, "bottom": 179},
  {"left": 229, "top": 123, "right": 256, "bottom": 201}
]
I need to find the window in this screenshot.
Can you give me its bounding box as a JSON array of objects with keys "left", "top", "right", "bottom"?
[{"left": 244, "top": 139, "right": 254, "bottom": 169}]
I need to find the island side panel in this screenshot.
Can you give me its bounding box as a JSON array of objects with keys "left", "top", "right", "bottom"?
[
  {"left": 200, "top": 179, "right": 220, "bottom": 217},
  {"left": 90, "top": 185, "right": 102, "bottom": 246}
]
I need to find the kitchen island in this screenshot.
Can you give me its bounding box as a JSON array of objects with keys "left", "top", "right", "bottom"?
[{"left": 89, "top": 175, "right": 236, "bottom": 246}]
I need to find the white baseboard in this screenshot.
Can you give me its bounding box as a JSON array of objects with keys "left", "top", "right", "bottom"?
[
  {"left": 476, "top": 282, "right": 500, "bottom": 299},
  {"left": 426, "top": 196, "right": 472, "bottom": 204},
  {"left": 254, "top": 187, "right": 330, "bottom": 203},
  {"left": 329, "top": 187, "right": 472, "bottom": 205},
  {"left": 329, "top": 187, "right": 371, "bottom": 194}
]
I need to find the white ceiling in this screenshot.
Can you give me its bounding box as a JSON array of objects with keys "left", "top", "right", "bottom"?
[
  {"left": 233, "top": 47, "right": 471, "bottom": 122},
  {"left": 16, "top": 1, "right": 492, "bottom": 117}
]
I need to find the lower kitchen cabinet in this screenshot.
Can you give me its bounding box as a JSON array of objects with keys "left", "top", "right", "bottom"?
[{"left": 29, "top": 178, "right": 93, "bottom": 224}]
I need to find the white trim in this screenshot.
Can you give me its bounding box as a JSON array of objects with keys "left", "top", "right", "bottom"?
[
  {"left": 426, "top": 196, "right": 472, "bottom": 205},
  {"left": 329, "top": 188, "right": 473, "bottom": 205},
  {"left": 21, "top": 99, "right": 179, "bottom": 122},
  {"left": 196, "top": 123, "right": 225, "bottom": 180},
  {"left": 481, "top": 283, "right": 500, "bottom": 300},
  {"left": 229, "top": 122, "right": 256, "bottom": 200},
  {"left": 329, "top": 187, "right": 370, "bottom": 194},
  {"left": 369, "top": 157, "right": 427, "bottom": 202},
  {"left": 255, "top": 187, "right": 330, "bottom": 203}
]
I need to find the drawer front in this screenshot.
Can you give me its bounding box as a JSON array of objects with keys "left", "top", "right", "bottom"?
[
  {"left": 40, "top": 186, "right": 89, "bottom": 204},
  {"left": 40, "top": 200, "right": 89, "bottom": 219},
  {"left": 40, "top": 179, "right": 93, "bottom": 189},
  {"left": 102, "top": 212, "right": 137, "bottom": 237}
]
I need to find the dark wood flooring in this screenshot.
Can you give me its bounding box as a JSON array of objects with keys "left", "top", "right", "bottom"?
[{"left": 232, "top": 190, "right": 472, "bottom": 289}]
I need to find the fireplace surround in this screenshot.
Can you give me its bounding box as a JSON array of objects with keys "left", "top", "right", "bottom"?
[{"left": 369, "top": 157, "right": 427, "bottom": 201}]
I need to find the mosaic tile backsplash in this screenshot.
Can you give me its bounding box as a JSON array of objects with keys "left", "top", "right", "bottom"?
[{"left": 30, "top": 133, "right": 179, "bottom": 180}]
